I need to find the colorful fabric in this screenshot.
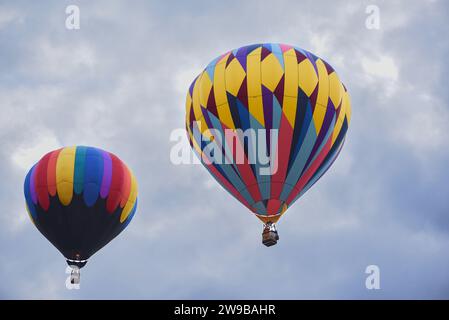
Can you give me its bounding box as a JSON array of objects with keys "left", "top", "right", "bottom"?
[
  {"left": 185, "top": 43, "right": 351, "bottom": 223},
  {"left": 24, "top": 146, "right": 138, "bottom": 262}
]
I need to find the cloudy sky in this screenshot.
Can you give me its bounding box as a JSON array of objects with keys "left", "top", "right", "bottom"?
[{"left": 1, "top": 0, "right": 448, "bottom": 299}]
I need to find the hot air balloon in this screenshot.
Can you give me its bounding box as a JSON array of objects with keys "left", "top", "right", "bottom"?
[
  {"left": 24, "top": 146, "right": 138, "bottom": 283},
  {"left": 185, "top": 43, "right": 351, "bottom": 246}
]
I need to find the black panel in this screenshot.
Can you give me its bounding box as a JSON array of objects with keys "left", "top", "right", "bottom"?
[{"left": 32, "top": 194, "right": 128, "bottom": 262}]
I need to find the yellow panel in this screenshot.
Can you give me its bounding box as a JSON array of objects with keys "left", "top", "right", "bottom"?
[
  {"left": 200, "top": 116, "right": 211, "bottom": 135},
  {"left": 190, "top": 76, "right": 210, "bottom": 134},
  {"left": 329, "top": 72, "right": 343, "bottom": 108},
  {"left": 283, "top": 49, "right": 298, "bottom": 97},
  {"left": 213, "top": 53, "right": 230, "bottom": 106},
  {"left": 247, "top": 47, "right": 265, "bottom": 126},
  {"left": 316, "top": 59, "right": 329, "bottom": 107},
  {"left": 247, "top": 96, "right": 264, "bottom": 126},
  {"left": 283, "top": 96, "right": 297, "bottom": 128},
  {"left": 216, "top": 103, "right": 235, "bottom": 129},
  {"left": 344, "top": 90, "right": 352, "bottom": 124},
  {"left": 56, "top": 146, "right": 76, "bottom": 206},
  {"left": 312, "top": 104, "right": 327, "bottom": 135},
  {"left": 283, "top": 48, "right": 297, "bottom": 57},
  {"left": 247, "top": 47, "right": 262, "bottom": 97},
  {"left": 283, "top": 50, "right": 298, "bottom": 128},
  {"left": 331, "top": 87, "right": 351, "bottom": 144},
  {"left": 338, "top": 82, "right": 345, "bottom": 108},
  {"left": 212, "top": 55, "right": 235, "bottom": 129},
  {"left": 192, "top": 76, "right": 202, "bottom": 122},
  {"left": 332, "top": 117, "right": 344, "bottom": 145},
  {"left": 199, "top": 72, "right": 212, "bottom": 107},
  {"left": 215, "top": 104, "right": 235, "bottom": 129},
  {"left": 336, "top": 95, "right": 346, "bottom": 126},
  {"left": 225, "top": 58, "right": 246, "bottom": 96},
  {"left": 185, "top": 91, "right": 192, "bottom": 114},
  {"left": 217, "top": 52, "right": 230, "bottom": 64},
  {"left": 120, "top": 171, "right": 138, "bottom": 223},
  {"left": 298, "top": 59, "right": 318, "bottom": 97},
  {"left": 261, "top": 53, "right": 284, "bottom": 92},
  {"left": 185, "top": 91, "right": 192, "bottom": 125},
  {"left": 186, "top": 123, "right": 193, "bottom": 141},
  {"left": 339, "top": 90, "right": 347, "bottom": 121}
]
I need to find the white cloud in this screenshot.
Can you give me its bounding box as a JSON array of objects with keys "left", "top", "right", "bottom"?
[
  {"left": 392, "top": 94, "right": 449, "bottom": 157},
  {"left": 309, "top": 33, "right": 331, "bottom": 57},
  {"left": 1, "top": 203, "right": 29, "bottom": 233},
  {"left": 362, "top": 55, "right": 399, "bottom": 81},
  {"left": 173, "top": 64, "right": 202, "bottom": 95},
  {"left": 25, "top": 38, "right": 98, "bottom": 79},
  {"left": 10, "top": 129, "right": 61, "bottom": 171},
  {"left": 0, "top": 7, "right": 22, "bottom": 30}
]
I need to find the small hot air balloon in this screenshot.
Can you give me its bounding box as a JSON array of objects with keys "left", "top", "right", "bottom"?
[
  {"left": 185, "top": 43, "right": 351, "bottom": 246},
  {"left": 24, "top": 146, "right": 138, "bottom": 283}
]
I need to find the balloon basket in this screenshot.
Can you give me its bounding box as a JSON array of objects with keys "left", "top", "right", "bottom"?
[
  {"left": 70, "top": 267, "right": 81, "bottom": 285},
  {"left": 262, "top": 223, "right": 279, "bottom": 247},
  {"left": 66, "top": 258, "right": 86, "bottom": 285}
]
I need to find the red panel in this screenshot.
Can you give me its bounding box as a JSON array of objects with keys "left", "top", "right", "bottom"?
[
  {"left": 106, "top": 154, "right": 125, "bottom": 213},
  {"left": 266, "top": 199, "right": 282, "bottom": 215},
  {"left": 270, "top": 113, "right": 294, "bottom": 199},
  {"left": 47, "top": 149, "right": 62, "bottom": 196},
  {"left": 223, "top": 124, "right": 262, "bottom": 202},
  {"left": 35, "top": 152, "right": 51, "bottom": 211},
  {"left": 120, "top": 164, "right": 131, "bottom": 208}
]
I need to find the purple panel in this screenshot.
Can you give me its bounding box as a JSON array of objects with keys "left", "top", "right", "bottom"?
[
  {"left": 235, "top": 47, "right": 248, "bottom": 71},
  {"left": 100, "top": 151, "right": 112, "bottom": 198}
]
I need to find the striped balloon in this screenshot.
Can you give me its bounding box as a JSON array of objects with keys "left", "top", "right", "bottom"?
[
  {"left": 24, "top": 146, "right": 138, "bottom": 266},
  {"left": 186, "top": 43, "right": 351, "bottom": 224}
]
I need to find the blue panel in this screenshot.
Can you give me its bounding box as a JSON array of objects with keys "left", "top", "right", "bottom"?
[
  {"left": 73, "top": 146, "right": 87, "bottom": 195},
  {"left": 83, "top": 147, "right": 103, "bottom": 207},
  {"left": 24, "top": 166, "right": 37, "bottom": 220}
]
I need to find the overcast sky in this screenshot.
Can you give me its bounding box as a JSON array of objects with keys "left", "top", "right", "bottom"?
[{"left": 1, "top": 0, "right": 448, "bottom": 299}]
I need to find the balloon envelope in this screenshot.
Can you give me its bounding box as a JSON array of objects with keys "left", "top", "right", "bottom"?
[
  {"left": 24, "top": 146, "right": 138, "bottom": 265},
  {"left": 185, "top": 43, "right": 351, "bottom": 223}
]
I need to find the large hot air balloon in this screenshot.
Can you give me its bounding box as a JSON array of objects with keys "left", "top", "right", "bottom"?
[
  {"left": 24, "top": 146, "right": 138, "bottom": 283},
  {"left": 185, "top": 43, "right": 351, "bottom": 246}
]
